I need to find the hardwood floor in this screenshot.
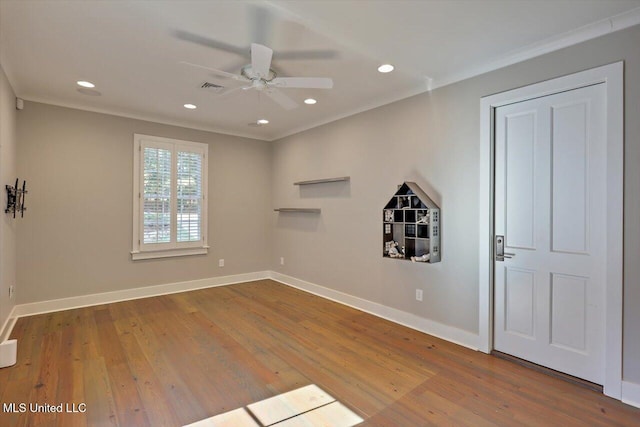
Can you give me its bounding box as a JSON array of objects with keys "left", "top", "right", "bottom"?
[{"left": 1, "top": 279, "right": 638, "bottom": 426}]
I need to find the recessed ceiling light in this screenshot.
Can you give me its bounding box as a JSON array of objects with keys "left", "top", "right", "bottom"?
[
  {"left": 257, "top": 119, "right": 269, "bottom": 125},
  {"left": 377, "top": 64, "right": 394, "bottom": 73},
  {"left": 304, "top": 98, "right": 317, "bottom": 105},
  {"left": 77, "top": 80, "right": 95, "bottom": 88},
  {"left": 184, "top": 104, "right": 197, "bottom": 109}
]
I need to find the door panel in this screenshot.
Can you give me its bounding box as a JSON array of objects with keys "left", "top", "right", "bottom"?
[
  {"left": 505, "top": 111, "right": 536, "bottom": 250},
  {"left": 504, "top": 267, "right": 536, "bottom": 337},
  {"left": 494, "top": 84, "right": 606, "bottom": 385},
  {"left": 550, "top": 273, "right": 588, "bottom": 352},
  {"left": 551, "top": 100, "right": 590, "bottom": 254}
]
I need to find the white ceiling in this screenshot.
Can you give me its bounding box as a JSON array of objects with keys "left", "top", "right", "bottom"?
[{"left": 1, "top": 0, "right": 639, "bottom": 141}]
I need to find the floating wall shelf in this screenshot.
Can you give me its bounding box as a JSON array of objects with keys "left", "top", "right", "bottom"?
[
  {"left": 274, "top": 208, "right": 321, "bottom": 213},
  {"left": 293, "top": 176, "right": 350, "bottom": 186}
]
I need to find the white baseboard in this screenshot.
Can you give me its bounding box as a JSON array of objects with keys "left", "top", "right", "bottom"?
[
  {"left": 0, "top": 305, "right": 18, "bottom": 342},
  {"left": 4, "top": 270, "right": 478, "bottom": 355},
  {"left": 4, "top": 270, "right": 636, "bottom": 406},
  {"left": 269, "top": 271, "right": 479, "bottom": 351},
  {"left": 12, "top": 271, "right": 270, "bottom": 319},
  {"left": 622, "top": 380, "right": 640, "bottom": 409}
]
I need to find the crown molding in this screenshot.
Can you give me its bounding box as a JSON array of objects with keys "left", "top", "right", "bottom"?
[{"left": 431, "top": 7, "right": 640, "bottom": 90}]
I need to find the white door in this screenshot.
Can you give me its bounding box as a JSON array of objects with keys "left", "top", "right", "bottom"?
[{"left": 494, "top": 83, "right": 606, "bottom": 384}]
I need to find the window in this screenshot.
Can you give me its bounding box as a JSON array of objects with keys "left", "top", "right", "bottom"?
[{"left": 132, "top": 134, "right": 208, "bottom": 260}]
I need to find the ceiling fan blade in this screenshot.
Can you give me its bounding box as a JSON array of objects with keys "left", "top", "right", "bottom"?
[
  {"left": 275, "top": 50, "right": 340, "bottom": 60},
  {"left": 173, "top": 30, "right": 248, "bottom": 57},
  {"left": 270, "top": 77, "right": 333, "bottom": 89},
  {"left": 218, "top": 85, "right": 249, "bottom": 97},
  {"left": 179, "top": 61, "right": 248, "bottom": 82},
  {"left": 251, "top": 43, "right": 273, "bottom": 79},
  {"left": 274, "top": 20, "right": 340, "bottom": 60},
  {"left": 265, "top": 89, "right": 298, "bottom": 110},
  {"left": 248, "top": 5, "right": 273, "bottom": 46}
]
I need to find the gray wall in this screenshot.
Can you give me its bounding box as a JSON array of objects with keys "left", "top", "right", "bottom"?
[
  {"left": 271, "top": 24, "right": 640, "bottom": 383},
  {"left": 11, "top": 24, "right": 640, "bottom": 384},
  {"left": 16, "top": 102, "right": 272, "bottom": 303},
  {"left": 0, "top": 65, "right": 17, "bottom": 337}
]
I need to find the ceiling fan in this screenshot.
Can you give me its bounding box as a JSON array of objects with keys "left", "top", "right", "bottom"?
[
  {"left": 181, "top": 42, "right": 333, "bottom": 110},
  {"left": 175, "top": 4, "right": 335, "bottom": 111}
]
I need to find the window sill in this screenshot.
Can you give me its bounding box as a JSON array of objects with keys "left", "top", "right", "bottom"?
[{"left": 131, "top": 246, "right": 209, "bottom": 261}]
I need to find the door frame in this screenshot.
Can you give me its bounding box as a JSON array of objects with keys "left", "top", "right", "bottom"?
[{"left": 478, "top": 61, "right": 623, "bottom": 398}]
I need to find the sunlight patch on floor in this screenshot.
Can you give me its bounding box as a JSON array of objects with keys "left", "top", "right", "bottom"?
[
  {"left": 184, "top": 407, "right": 259, "bottom": 426},
  {"left": 184, "top": 384, "right": 363, "bottom": 426}
]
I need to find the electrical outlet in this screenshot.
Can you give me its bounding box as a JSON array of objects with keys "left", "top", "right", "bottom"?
[
  {"left": 9, "top": 285, "right": 15, "bottom": 300},
  {"left": 280, "top": 257, "right": 285, "bottom": 265},
  {"left": 415, "top": 289, "right": 423, "bottom": 302},
  {"left": 218, "top": 259, "right": 224, "bottom": 267}
]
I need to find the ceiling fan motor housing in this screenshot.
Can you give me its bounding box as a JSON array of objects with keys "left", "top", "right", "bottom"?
[{"left": 241, "top": 65, "right": 277, "bottom": 82}]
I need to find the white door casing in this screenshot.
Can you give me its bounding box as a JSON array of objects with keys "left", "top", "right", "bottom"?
[
  {"left": 494, "top": 84, "right": 606, "bottom": 384},
  {"left": 478, "top": 62, "right": 623, "bottom": 398}
]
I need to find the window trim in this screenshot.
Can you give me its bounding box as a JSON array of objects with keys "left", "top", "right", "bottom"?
[{"left": 131, "top": 134, "right": 209, "bottom": 260}]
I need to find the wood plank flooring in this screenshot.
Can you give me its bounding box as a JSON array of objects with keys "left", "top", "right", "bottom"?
[{"left": 1, "top": 279, "right": 638, "bottom": 426}]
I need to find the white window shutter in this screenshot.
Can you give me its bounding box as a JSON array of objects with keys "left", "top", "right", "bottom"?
[
  {"left": 176, "top": 151, "right": 202, "bottom": 242},
  {"left": 143, "top": 147, "right": 172, "bottom": 244},
  {"left": 132, "top": 134, "right": 208, "bottom": 260}
]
